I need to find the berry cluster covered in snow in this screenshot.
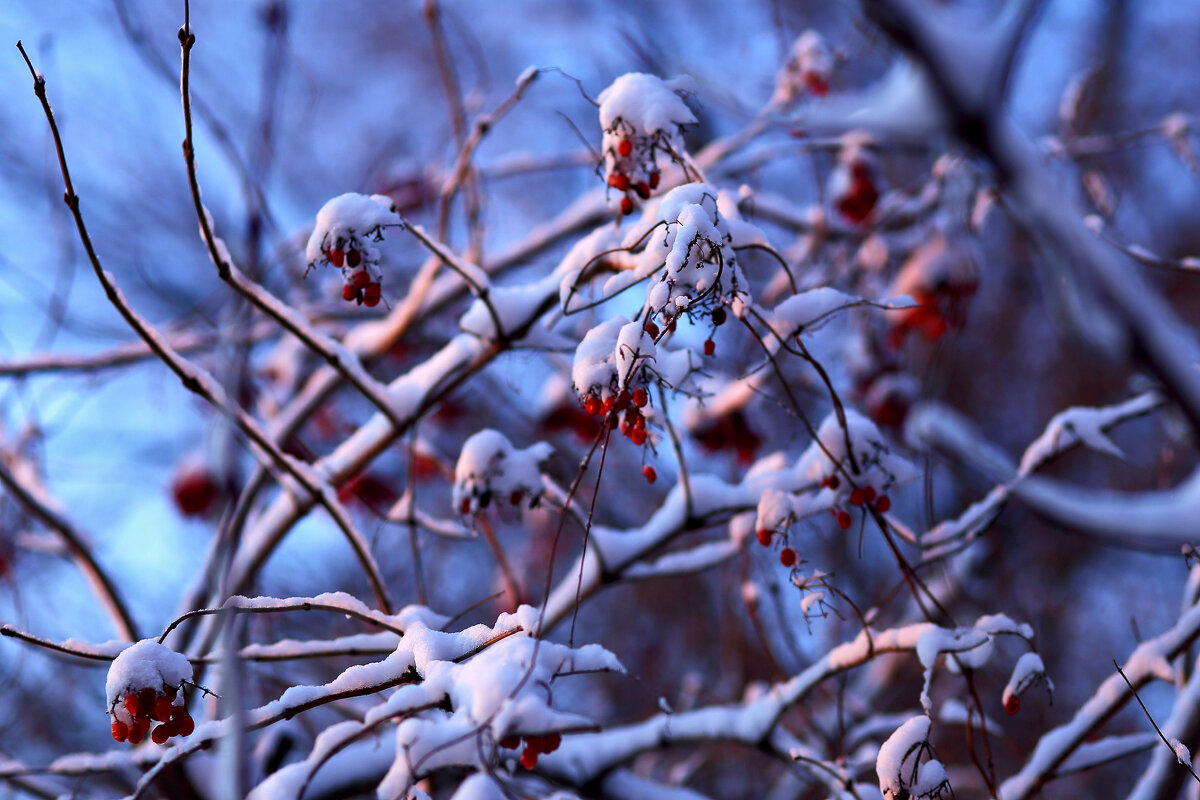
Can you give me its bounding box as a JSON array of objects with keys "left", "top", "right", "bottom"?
[
  {"left": 105, "top": 640, "right": 196, "bottom": 745},
  {"left": 453, "top": 430, "right": 552, "bottom": 515},
  {"left": 304, "top": 192, "right": 401, "bottom": 307},
  {"left": 597, "top": 73, "right": 697, "bottom": 215},
  {"left": 876, "top": 715, "right": 949, "bottom": 800},
  {"left": 772, "top": 29, "right": 834, "bottom": 105}
]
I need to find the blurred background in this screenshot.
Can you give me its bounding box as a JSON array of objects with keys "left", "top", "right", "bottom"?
[{"left": 1, "top": 1, "right": 1199, "bottom": 797}]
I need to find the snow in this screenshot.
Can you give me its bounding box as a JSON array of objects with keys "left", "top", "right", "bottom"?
[
  {"left": 453, "top": 429, "right": 553, "bottom": 514},
  {"left": 304, "top": 193, "right": 402, "bottom": 266},
  {"left": 876, "top": 715, "right": 933, "bottom": 799},
  {"left": 105, "top": 639, "right": 192, "bottom": 719},
  {"left": 597, "top": 73, "right": 696, "bottom": 137},
  {"left": 1171, "top": 737, "right": 1192, "bottom": 767}
]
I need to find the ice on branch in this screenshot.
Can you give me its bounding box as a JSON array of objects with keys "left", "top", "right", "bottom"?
[
  {"left": 876, "top": 715, "right": 949, "bottom": 800},
  {"left": 598, "top": 73, "right": 697, "bottom": 212},
  {"left": 105, "top": 639, "right": 196, "bottom": 745},
  {"left": 773, "top": 30, "right": 833, "bottom": 106},
  {"left": 304, "top": 192, "right": 401, "bottom": 307},
  {"left": 454, "top": 430, "right": 552, "bottom": 515}
]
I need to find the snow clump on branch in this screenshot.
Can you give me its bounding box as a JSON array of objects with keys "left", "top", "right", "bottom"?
[{"left": 454, "top": 430, "right": 552, "bottom": 515}]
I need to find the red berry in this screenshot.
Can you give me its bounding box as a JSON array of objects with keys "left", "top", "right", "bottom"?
[
  {"left": 176, "top": 713, "right": 195, "bottom": 737},
  {"left": 163, "top": 686, "right": 177, "bottom": 702},
  {"left": 837, "top": 510, "right": 852, "bottom": 530},
  {"left": 827, "top": 474, "right": 840, "bottom": 490},
  {"left": 500, "top": 735, "right": 521, "bottom": 750},
  {"left": 460, "top": 497, "right": 471, "bottom": 515},
  {"left": 620, "top": 196, "right": 634, "bottom": 216},
  {"left": 151, "top": 725, "right": 170, "bottom": 745},
  {"left": 342, "top": 284, "right": 358, "bottom": 302},
  {"left": 617, "top": 138, "right": 633, "bottom": 157},
  {"left": 172, "top": 467, "right": 217, "bottom": 518},
  {"left": 779, "top": 547, "right": 797, "bottom": 567},
  {"left": 112, "top": 720, "right": 129, "bottom": 742},
  {"left": 631, "top": 428, "right": 647, "bottom": 446},
  {"left": 351, "top": 270, "right": 370, "bottom": 290},
  {"left": 711, "top": 307, "right": 726, "bottom": 326},
  {"left": 634, "top": 181, "right": 650, "bottom": 199},
  {"left": 510, "top": 490, "right": 523, "bottom": 506},
  {"left": 328, "top": 249, "right": 345, "bottom": 267},
  {"left": 648, "top": 171, "right": 660, "bottom": 189},
  {"left": 153, "top": 696, "right": 174, "bottom": 723},
  {"left": 608, "top": 173, "right": 630, "bottom": 192},
  {"left": 616, "top": 390, "right": 631, "bottom": 410},
  {"left": 864, "top": 487, "right": 877, "bottom": 503},
  {"left": 347, "top": 249, "right": 362, "bottom": 268},
  {"left": 703, "top": 339, "right": 715, "bottom": 356},
  {"left": 363, "top": 282, "right": 382, "bottom": 307},
  {"left": 1005, "top": 695, "right": 1020, "bottom": 716},
  {"left": 756, "top": 529, "right": 772, "bottom": 547},
  {"left": 127, "top": 725, "right": 144, "bottom": 745},
  {"left": 585, "top": 395, "right": 602, "bottom": 416},
  {"left": 520, "top": 747, "right": 539, "bottom": 769},
  {"left": 849, "top": 488, "right": 865, "bottom": 506},
  {"left": 602, "top": 396, "right": 615, "bottom": 414},
  {"left": 875, "top": 495, "right": 891, "bottom": 513},
  {"left": 643, "top": 321, "right": 659, "bottom": 339},
  {"left": 124, "top": 694, "right": 141, "bottom": 717},
  {"left": 632, "top": 387, "right": 648, "bottom": 408},
  {"left": 642, "top": 465, "right": 657, "bottom": 484},
  {"left": 528, "top": 733, "right": 561, "bottom": 754}
]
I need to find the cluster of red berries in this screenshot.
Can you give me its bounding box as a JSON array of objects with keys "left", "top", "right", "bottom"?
[
  {"left": 458, "top": 487, "right": 535, "bottom": 516},
  {"left": 817, "top": 476, "right": 891, "bottom": 529},
  {"left": 326, "top": 248, "right": 382, "bottom": 307},
  {"left": 111, "top": 686, "right": 195, "bottom": 745},
  {"left": 499, "top": 732, "right": 562, "bottom": 769},
  {"left": 755, "top": 528, "right": 800, "bottom": 568},
  {"left": 583, "top": 386, "right": 651, "bottom": 446},
  {"left": 605, "top": 130, "right": 663, "bottom": 216}
]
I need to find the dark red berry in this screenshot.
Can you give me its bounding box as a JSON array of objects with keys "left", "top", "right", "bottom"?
[
  {"left": 176, "top": 714, "right": 195, "bottom": 737},
  {"left": 151, "top": 725, "right": 170, "bottom": 745},
  {"left": 643, "top": 465, "right": 657, "bottom": 484},
  {"left": 711, "top": 307, "right": 726, "bottom": 326},
  {"left": 827, "top": 475, "right": 840, "bottom": 490},
  {"left": 756, "top": 529, "right": 772, "bottom": 547},
  {"left": 617, "top": 138, "right": 633, "bottom": 157},
  {"left": 644, "top": 321, "right": 659, "bottom": 339},
  {"left": 632, "top": 387, "right": 648, "bottom": 408},
  {"left": 585, "top": 395, "right": 602, "bottom": 416},
  {"left": 780, "top": 547, "right": 797, "bottom": 567},
  {"left": 124, "top": 694, "right": 142, "bottom": 717},
  {"left": 875, "top": 495, "right": 891, "bottom": 513},
  {"left": 864, "top": 487, "right": 877, "bottom": 503},
  {"left": 631, "top": 428, "right": 647, "bottom": 446},
  {"left": 328, "top": 249, "right": 345, "bottom": 267},
  {"left": 363, "top": 282, "right": 382, "bottom": 307},
  {"left": 500, "top": 735, "right": 520, "bottom": 750},
  {"left": 837, "top": 511, "right": 852, "bottom": 530},
  {"left": 127, "top": 725, "right": 144, "bottom": 745},
  {"left": 351, "top": 270, "right": 369, "bottom": 290},
  {"left": 172, "top": 467, "right": 217, "bottom": 518},
  {"left": 703, "top": 339, "right": 715, "bottom": 356},
  {"left": 112, "top": 720, "right": 128, "bottom": 742},
  {"left": 520, "top": 747, "right": 539, "bottom": 769},
  {"left": 460, "top": 497, "right": 471, "bottom": 515},
  {"left": 510, "top": 490, "right": 523, "bottom": 506},
  {"left": 347, "top": 249, "right": 362, "bottom": 268},
  {"left": 620, "top": 196, "right": 634, "bottom": 216},
  {"left": 849, "top": 488, "right": 865, "bottom": 506},
  {"left": 635, "top": 181, "right": 650, "bottom": 199},
  {"left": 648, "top": 171, "right": 661, "bottom": 189},
  {"left": 1005, "top": 695, "right": 1020, "bottom": 716},
  {"left": 608, "top": 173, "right": 630, "bottom": 192},
  {"left": 342, "top": 284, "right": 358, "bottom": 302}
]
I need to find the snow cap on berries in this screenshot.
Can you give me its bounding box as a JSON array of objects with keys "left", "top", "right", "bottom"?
[
  {"left": 598, "top": 73, "right": 697, "bottom": 207},
  {"left": 454, "top": 430, "right": 552, "bottom": 514},
  {"left": 304, "top": 192, "right": 399, "bottom": 305},
  {"left": 106, "top": 640, "right": 191, "bottom": 719}
]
